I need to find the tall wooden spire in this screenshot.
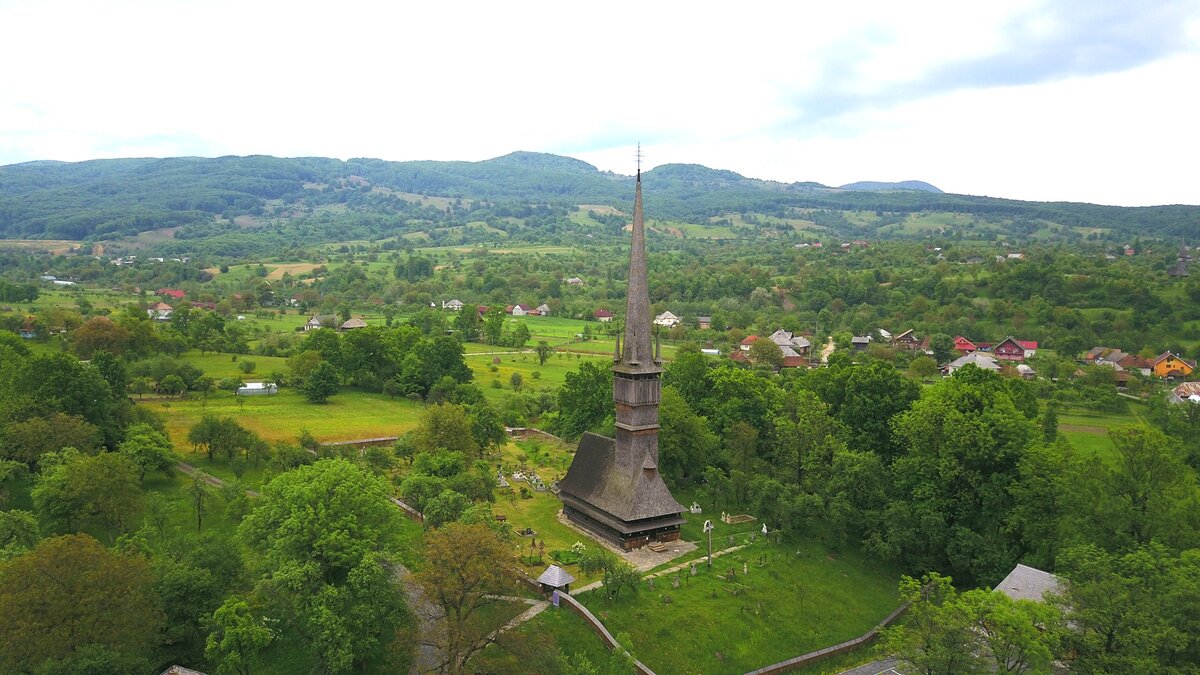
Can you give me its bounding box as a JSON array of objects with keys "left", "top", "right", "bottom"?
[{"left": 614, "top": 169, "right": 660, "bottom": 374}]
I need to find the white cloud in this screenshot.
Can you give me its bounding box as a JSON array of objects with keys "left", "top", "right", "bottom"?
[{"left": 0, "top": 0, "right": 1197, "bottom": 205}]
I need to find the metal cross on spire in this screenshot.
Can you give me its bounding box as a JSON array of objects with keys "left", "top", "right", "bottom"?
[{"left": 635, "top": 143, "right": 643, "bottom": 177}]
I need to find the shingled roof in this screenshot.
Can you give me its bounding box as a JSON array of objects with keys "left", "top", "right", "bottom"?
[
  {"left": 557, "top": 433, "right": 685, "bottom": 528},
  {"left": 537, "top": 564, "right": 576, "bottom": 588},
  {"left": 994, "top": 563, "right": 1063, "bottom": 602}
]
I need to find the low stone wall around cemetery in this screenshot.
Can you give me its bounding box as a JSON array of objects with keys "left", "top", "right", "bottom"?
[
  {"left": 557, "top": 592, "right": 656, "bottom": 675},
  {"left": 743, "top": 601, "right": 911, "bottom": 674}
]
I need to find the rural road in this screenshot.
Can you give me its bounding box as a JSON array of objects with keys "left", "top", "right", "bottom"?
[{"left": 820, "top": 337, "right": 836, "bottom": 363}]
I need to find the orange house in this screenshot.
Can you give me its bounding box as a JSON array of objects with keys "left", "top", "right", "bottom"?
[{"left": 1152, "top": 351, "right": 1196, "bottom": 379}]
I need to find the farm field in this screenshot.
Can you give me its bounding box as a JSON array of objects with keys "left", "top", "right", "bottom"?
[{"left": 144, "top": 388, "right": 427, "bottom": 450}]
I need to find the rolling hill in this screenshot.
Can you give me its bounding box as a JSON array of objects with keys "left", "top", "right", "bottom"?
[{"left": 0, "top": 152, "right": 1196, "bottom": 244}]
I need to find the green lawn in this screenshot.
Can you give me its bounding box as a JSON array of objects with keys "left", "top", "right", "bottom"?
[
  {"left": 179, "top": 350, "right": 290, "bottom": 379},
  {"left": 1056, "top": 403, "right": 1142, "bottom": 464},
  {"left": 466, "top": 351, "right": 608, "bottom": 404},
  {"left": 572, "top": 536, "right": 900, "bottom": 674},
  {"left": 144, "top": 388, "right": 427, "bottom": 450}
]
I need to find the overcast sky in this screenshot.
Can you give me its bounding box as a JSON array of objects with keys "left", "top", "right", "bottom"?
[{"left": 1, "top": 0, "right": 1198, "bottom": 206}]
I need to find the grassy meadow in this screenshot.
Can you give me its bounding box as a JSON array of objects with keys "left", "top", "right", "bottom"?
[{"left": 145, "top": 388, "right": 427, "bottom": 451}]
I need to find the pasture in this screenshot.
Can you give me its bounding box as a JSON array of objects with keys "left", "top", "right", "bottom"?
[{"left": 145, "top": 388, "right": 427, "bottom": 450}]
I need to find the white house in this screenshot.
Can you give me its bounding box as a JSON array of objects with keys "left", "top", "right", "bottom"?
[
  {"left": 442, "top": 299, "right": 464, "bottom": 311},
  {"left": 509, "top": 304, "right": 532, "bottom": 316},
  {"left": 236, "top": 382, "right": 278, "bottom": 396},
  {"left": 536, "top": 303, "right": 551, "bottom": 316},
  {"left": 305, "top": 315, "right": 336, "bottom": 331},
  {"left": 147, "top": 302, "right": 174, "bottom": 320},
  {"left": 654, "top": 311, "right": 680, "bottom": 328}
]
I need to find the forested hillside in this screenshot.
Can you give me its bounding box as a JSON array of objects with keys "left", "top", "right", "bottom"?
[{"left": 1, "top": 153, "right": 1196, "bottom": 244}]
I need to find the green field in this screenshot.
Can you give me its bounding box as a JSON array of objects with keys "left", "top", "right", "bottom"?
[{"left": 146, "top": 388, "right": 427, "bottom": 451}]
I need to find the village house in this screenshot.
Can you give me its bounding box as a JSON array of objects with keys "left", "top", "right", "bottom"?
[
  {"left": 190, "top": 301, "right": 217, "bottom": 311},
  {"left": 738, "top": 335, "right": 759, "bottom": 352},
  {"left": 507, "top": 304, "right": 532, "bottom": 316},
  {"left": 891, "top": 329, "right": 929, "bottom": 351},
  {"left": 593, "top": 309, "right": 614, "bottom": 323},
  {"left": 1168, "top": 381, "right": 1200, "bottom": 404},
  {"left": 851, "top": 335, "right": 872, "bottom": 351},
  {"left": 945, "top": 352, "right": 1001, "bottom": 374},
  {"left": 339, "top": 318, "right": 367, "bottom": 331},
  {"left": 442, "top": 299, "right": 464, "bottom": 311},
  {"left": 953, "top": 336, "right": 979, "bottom": 354},
  {"left": 993, "top": 337, "right": 1032, "bottom": 361},
  {"left": 697, "top": 316, "right": 712, "bottom": 330},
  {"left": 304, "top": 315, "right": 337, "bottom": 331},
  {"left": 768, "top": 329, "right": 811, "bottom": 367},
  {"left": 536, "top": 303, "right": 551, "bottom": 316},
  {"left": 1152, "top": 351, "right": 1196, "bottom": 379},
  {"left": 156, "top": 288, "right": 185, "bottom": 300},
  {"left": 565, "top": 277, "right": 585, "bottom": 286},
  {"left": 147, "top": 302, "right": 173, "bottom": 321},
  {"left": 654, "top": 311, "right": 680, "bottom": 328}
]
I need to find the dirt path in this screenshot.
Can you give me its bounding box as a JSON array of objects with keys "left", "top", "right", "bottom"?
[
  {"left": 395, "top": 563, "right": 445, "bottom": 674},
  {"left": 175, "top": 460, "right": 260, "bottom": 497},
  {"left": 1058, "top": 423, "right": 1107, "bottom": 435},
  {"left": 820, "top": 337, "right": 836, "bottom": 363}
]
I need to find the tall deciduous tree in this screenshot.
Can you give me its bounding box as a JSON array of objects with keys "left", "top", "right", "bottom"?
[
  {"left": 415, "top": 523, "right": 515, "bottom": 673},
  {"left": 205, "top": 596, "right": 275, "bottom": 675},
  {"left": 482, "top": 307, "right": 506, "bottom": 345},
  {"left": 0, "top": 534, "right": 163, "bottom": 672},
  {"left": 301, "top": 360, "right": 341, "bottom": 404},
  {"left": 240, "top": 460, "right": 407, "bottom": 671},
  {"left": 881, "top": 368, "right": 1037, "bottom": 584},
  {"left": 0, "top": 412, "right": 100, "bottom": 467},
  {"left": 32, "top": 449, "right": 143, "bottom": 536},
  {"left": 550, "top": 360, "right": 613, "bottom": 440},
  {"left": 119, "top": 423, "right": 177, "bottom": 481},
  {"left": 658, "top": 386, "right": 720, "bottom": 485},
  {"left": 534, "top": 340, "right": 553, "bottom": 366},
  {"left": 413, "top": 403, "right": 481, "bottom": 457}
]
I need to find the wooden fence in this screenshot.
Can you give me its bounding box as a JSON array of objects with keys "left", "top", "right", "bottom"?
[{"left": 743, "top": 601, "right": 911, "bottom": 674}]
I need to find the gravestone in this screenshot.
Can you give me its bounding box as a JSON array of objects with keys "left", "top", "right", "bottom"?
[
  {"left": 690, "top": 562, "right": 698, "bottom": 576},
  {"left": 672, "top": 575, "right": 680, "bottom": 589}
]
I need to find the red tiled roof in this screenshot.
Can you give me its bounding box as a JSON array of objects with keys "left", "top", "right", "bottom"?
[
  {"left": 740, "top": 335, "right": 760, "bottom": 346},
  {"left": 594, "top": 309, "right": 613, "bottom": 318}
]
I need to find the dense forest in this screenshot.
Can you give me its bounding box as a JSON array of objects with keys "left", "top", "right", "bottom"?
[{"left": 2, "top": 153, "right": 1198, "bottom": 243}]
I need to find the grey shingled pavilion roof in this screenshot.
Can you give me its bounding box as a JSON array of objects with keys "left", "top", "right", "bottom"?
[
  {"left": 994, "top": 563, "right": 1063, "bottom": 602},
  {"left": 537, "top": 564, "right": 576, "bottom": 588}
]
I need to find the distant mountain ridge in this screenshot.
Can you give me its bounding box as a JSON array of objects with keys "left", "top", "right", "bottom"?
[
  {"left": 0, "top": 152, "right": 1196, "bottom": 242},
  {"left": 839, "top": 180, "right": 943, "bottom": 194}
]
